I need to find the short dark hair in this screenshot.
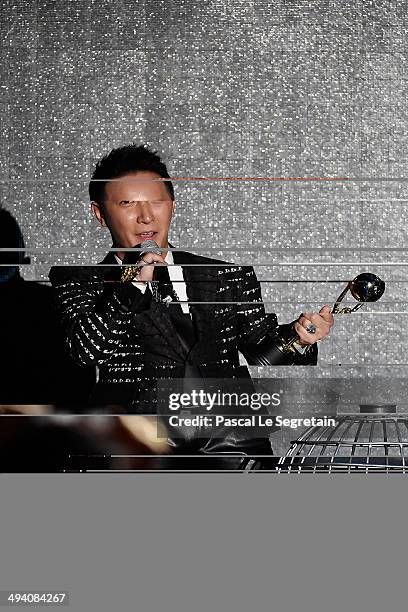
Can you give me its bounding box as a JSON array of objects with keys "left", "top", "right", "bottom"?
[{"left": 89, "top": 144, "right": 174, "bottom": 204}]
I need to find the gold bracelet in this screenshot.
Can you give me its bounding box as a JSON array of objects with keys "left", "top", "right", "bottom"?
[{"left": 120, "top": 266, "right": 141, "bottom": 283}]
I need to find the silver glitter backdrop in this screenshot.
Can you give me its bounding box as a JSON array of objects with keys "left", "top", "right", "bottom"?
[{"left": 2, "top": 1, "right": 408, "bottom": 437}]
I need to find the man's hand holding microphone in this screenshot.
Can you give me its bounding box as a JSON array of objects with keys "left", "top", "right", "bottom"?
[{"left": 120, "top": 239, "right": 167, "bottom": 284}]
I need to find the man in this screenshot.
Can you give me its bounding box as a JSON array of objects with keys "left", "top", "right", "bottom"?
[
  {"left": 49, "top": 145, "right": 333, "bottom": 468},
  {"left": 0, "top": 207, "right": 95, "bottom": 407}
]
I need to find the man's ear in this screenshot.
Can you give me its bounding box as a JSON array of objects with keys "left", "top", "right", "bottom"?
[
  {"left": 172, "top": 201, "right": 176, "bottom": 215},
  {"left": 91, "top": 201, "right": 106, "bottom": 227}
]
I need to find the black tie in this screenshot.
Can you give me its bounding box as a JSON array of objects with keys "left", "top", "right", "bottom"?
[
  {"left": 154, "top": 265, "right": 183, "bottom": 314},
  {"left": 154, "top": 264, "right": 197, "bottom": 355}
]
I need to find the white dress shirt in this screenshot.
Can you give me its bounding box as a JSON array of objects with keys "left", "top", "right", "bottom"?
[{"left": 115, "top": 250, "right": 190, "bottom": 315}]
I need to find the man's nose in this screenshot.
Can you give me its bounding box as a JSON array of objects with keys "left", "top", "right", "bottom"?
[{"left": 136, "top": 202, "right": 154, "bottom": 224}]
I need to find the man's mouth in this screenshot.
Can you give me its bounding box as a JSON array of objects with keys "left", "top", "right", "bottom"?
[{"left": 137, "top": 231, "right": 158, "bottom": 241}]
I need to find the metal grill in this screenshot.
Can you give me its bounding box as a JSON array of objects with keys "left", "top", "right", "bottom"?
[{"left": 277, "top": 413, "right": 408, "bottom": 473}]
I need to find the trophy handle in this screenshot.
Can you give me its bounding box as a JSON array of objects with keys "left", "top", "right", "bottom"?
[{"left": 332, "top": 283, "right": 351, "bottom": 314}]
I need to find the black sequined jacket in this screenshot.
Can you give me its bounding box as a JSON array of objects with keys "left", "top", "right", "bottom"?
[{"left": 49, "top": 249, "right": 317, "bottom": 412}]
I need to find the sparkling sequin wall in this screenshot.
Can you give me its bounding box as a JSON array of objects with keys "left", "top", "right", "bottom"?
[{"left": 1, "top": 1, "right": 408, "bottom": 429}]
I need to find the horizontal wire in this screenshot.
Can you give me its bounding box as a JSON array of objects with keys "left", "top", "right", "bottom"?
[
  {"left": 4, "top": 247, "right": 408, "bottom": 252},
  {"left": 5, "top": 291, "right": 405, "bottom": 305},
  {"left": 11, "top": 262, "right": 408, "bottom": 266},
  {"left": 73, "top": 469, "right": 408, "bottom": 473},
  {"left": 71, "top": 454, "right": 279, "bottom": 458},
  {"left": 0, "top": 177, "right": 352, "bottom": 183},
  {"left": 5, "top": 176, "right": 408, "bottom": 182},
  {"left": 254, "top": 363, "right": 408, "bottom": 366},
  {"left": 2, "top": 294, "right": 403, "bottom": 311},
  {"left": 76, "top": 470, "right": 266, "bottom": 474},
  {"left": 17, "top": 280, "right": 408, "bottom": 285}
]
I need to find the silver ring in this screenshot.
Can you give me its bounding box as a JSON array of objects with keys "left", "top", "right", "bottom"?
[{"left": 306, "top": 324, "right": 317, "bottom": 334}]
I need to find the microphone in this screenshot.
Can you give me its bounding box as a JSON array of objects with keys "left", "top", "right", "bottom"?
[
  {"left": 137, "top": 239, "right": 163, "bottom": 258},
  {"left": 122, "top": 239, "right": 163, "bottom": 265},
  {"left": 143, "top": 241, "right": 175, "bottom": 302},
  {"left": 136, "top": 240, "right": 166, "bottom": 284}
]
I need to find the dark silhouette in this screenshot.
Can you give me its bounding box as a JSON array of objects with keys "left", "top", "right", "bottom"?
[{"left": 0, "top": 207, "right": 95, "bottom": 407}]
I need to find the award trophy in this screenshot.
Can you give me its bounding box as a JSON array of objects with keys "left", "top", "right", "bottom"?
[{"left": 245, "top": 272, "right": 385, "bottom": 366}]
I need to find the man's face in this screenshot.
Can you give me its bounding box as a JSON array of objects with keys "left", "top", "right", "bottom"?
[{"left": 91, "top": 171, "right": 174, "bottom": 253}]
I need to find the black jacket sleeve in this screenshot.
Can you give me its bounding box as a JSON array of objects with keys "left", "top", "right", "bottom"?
[{"left": 49, "top": 266, "right": 152, "bottom": 367}]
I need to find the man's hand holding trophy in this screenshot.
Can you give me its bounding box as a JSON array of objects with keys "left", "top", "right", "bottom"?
[{"left": 245, "top": 272, "right": 385, "bottom": 366}]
